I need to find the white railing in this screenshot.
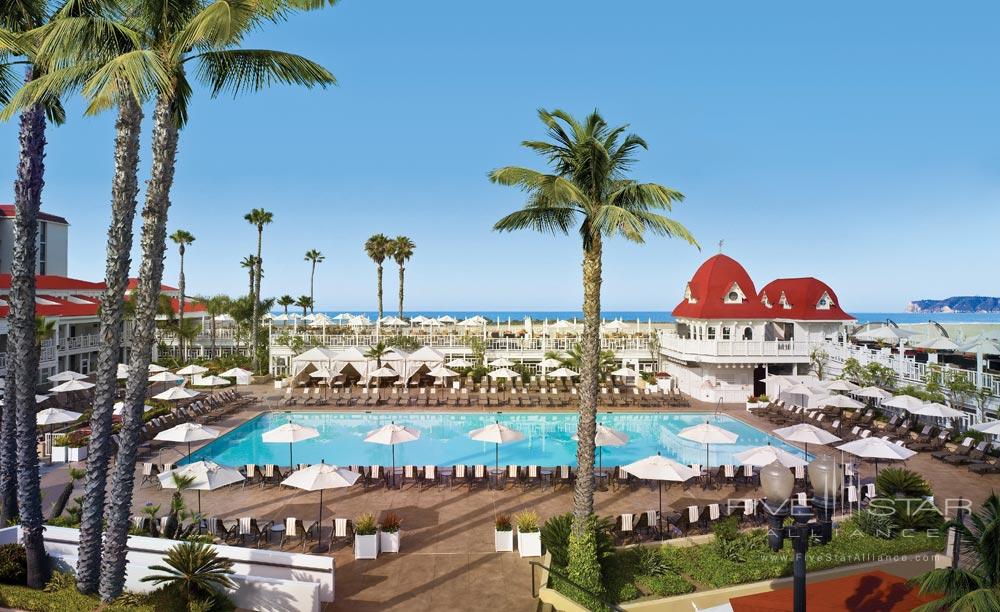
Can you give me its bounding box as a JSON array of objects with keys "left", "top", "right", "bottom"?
[
  {"left": 658, "top": 333, "right": 814, "bottom": 358},
  {"left": 193, "top": 327, "right": 238, "bottom": 341},
  {"left": 58, "top": 333, "right": 101, "bottom": 352},
  {"left": 268, "top": 332, "right": 651, "bottom": 353}
]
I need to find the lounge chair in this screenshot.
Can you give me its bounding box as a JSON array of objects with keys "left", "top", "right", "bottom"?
[
  {"left": 452, "top": 464, "right": 468, "bottom": 488},
  {"left": 614, "top": 513, "right": 639, "bottom": 545},
  {"left": 234, "top": 517, "right": 271, "bottom": 548},
  {"left": 366, "top": 465, "right": 386, "bottom": 489},
  {"left": 205, "top": 517, "right": 234, "bottom": 542},
  {"left": 401, "top": 465, "right": 418, "bottom": 487},
  {"left": 471, "top": 464, "right": 488, "bottom": 489},
  {"left": 139, "top": 462, "right": 159, "bottom": 488},
  {"left": 280, "top": 518, "right": 307, "bottom": 550},
  {"left": 523, "top": 465, "right": 541, "bottom": 490},
  {"left": 910, "top": 431, "right": 948, "bottom": 452},
  {"left": 331, "top": 518, "right": 354, "bottom": 549},
  {"left": 933, "top": 437, "right": 973, "bottom": 461},
  {"left": 944, "top": 441, "right": 991, "bottom": 465},
  {"left": 557, "top": 465, "right": 572, "bottom": 488},
  {"left": 261, "top": 464, "right": 283, "bottom": 487},
  {"left": 969, "top": 460, "right": 1000, "bottom": 476}
]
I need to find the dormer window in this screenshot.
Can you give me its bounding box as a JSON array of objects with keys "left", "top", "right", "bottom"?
[
  {"left": 684, "top": 283, "right": 697, "bottom": 304},
  {"left": 816, "top": 291, "right": 833, "bottom": 310},
  {"left": 778, "top": 291, "right": 792, "bottom": 310},
  {"left": 761, "top": 293, "right": 772, "bottom": 308},
  {"left": 723, "top": 282, "right": 746, "bottom": 304}
]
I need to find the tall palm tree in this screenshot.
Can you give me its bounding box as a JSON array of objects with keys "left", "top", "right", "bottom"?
[
  {"left": 240, "top": 254, "right": 257, "bottom": 298},
  {"left": 390, "top": 236, "right": 414, "bottom": 318},
  {"left": 169, "top": 229, "right": 195, "bottom": 360},
  {"left": 491, "top": 109, "right": 696, "bottom": 579},
  {"left": 294, "top": 295, "right": 313, "bottom": 318},
  {"left": 244, "top": 208, "right": 273, "bottom": 371},
  {"left": 276, "top": 294, "right": 294, "bottom": 315},
  {"left": 95, "top": 0, "right": 335, "bottom": 600},
  {"left": 364, "top": 233, "right": 391, "bottom": 321},
  {"left": 303, "top": 249, "right": 323, "bottom": 313},
  {"left": 912, "top": 492, "right": 1000, "bottom": 610}
]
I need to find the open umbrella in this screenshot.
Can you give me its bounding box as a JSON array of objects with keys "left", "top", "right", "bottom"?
[
  {"left": 154, "top": 422, "right": 220, "bottom": 460},
  {"left": 488, "top": 367, "right": 520, "bottom": 379},
  {"left": 774, "top": 423, "right": 841, "bottom": 458},
  {"left": 364, "top": 422, "right": 420, "bottom": 488},
  {"left": 147, "top": 363, "right": 169, "bottom": 374},
  {"left": 610, "top": 367, "right": 639, "bottom": 379},
  {"left": 427, "top": 365, "right": 460, "bottom": 380},
  {"left": 823, "top": 379, "right": 860, "bottom": 393},
  {"left": 36, "top": 407, "right": 83, "bottom": 462},
  {"left": 854, "top": 386, "right": 892, "bottom": 401},
  {"left": 621, "top": 454, "right": 698, "bottom": 538},
  {"left": 489, "top": 358, "right": 515, "bottom": 367},
  {"left": 538, "top": 358, "right": 563, "bottom": 369},
  {"left": 882, "top": 394, "right": 926, "bottom": 412},
  {"left": 158, "top": 460, "right": 244, "bottom": 518},
  {"left": 148, "top": 371, "right": 184, "bottom": 384},
  {"left": 281, "top": 463, "right": 360, "bottom": 552},
  {"left": 572, "top": 423, "right": 628, "bottom": 473},
  {"left": 817, "top": 395, "right": 864, "bottom": 410},
  {"left": 176, "top": 364, "right": 209, "bottom": 377},
  {"left": 152, "top": 386, "right": 200, "bottom": 402},
  {"left": 735, "top": 443, "right": 809, "bottom": 468},
  {"left": 678, "top": 421, "right": 738, "bottom": 473},
  {"left": 972, "top": 420, "right": 1000, "bottom": 436},
  {"left": 916, "top": 337, "right": 960, "bottom": 351},
  {"left": 836, "top": 437, "right": 916, "bottom": 477},
  {"left": 906, "top": 402, "right": 966, "bottom": 420},
  {"left": 546, "top": 367, "right": 579, "bottom": 378},
  {"left": 218, "top": 367, "right": 253, "bottom": 378},
  {"left": 48, "top": 370, "right": 86, "bottom": 382},
  {"left": 309, "top": 367, "right": 335, "bottom": 379},
  {"left": 112, "top": 401, "right": 155, "bottom": 416},
  {"left": 197, "top": 375, "right": 230, "bottom": 387},
  {"left": 262, "top": 421, "right": 320, "bottom": 470},
  {"left": 469, "top": 421, "right": 524, "bottom": 472},
  {"left": 49, "top": 379, "right": 95, "bottom": 393},
  {"left": 445, "top": 358, "right": 473, "bottom": 368}
]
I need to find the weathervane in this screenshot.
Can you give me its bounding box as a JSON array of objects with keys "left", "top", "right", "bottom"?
[{"left": 718, "top": 239, "right": 724, "bottom": 253}]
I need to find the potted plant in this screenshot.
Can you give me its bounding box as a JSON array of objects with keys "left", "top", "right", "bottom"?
[
  {"left": 354, "top": 513, "right": 379, "bottom": 559},
  {"left": 514, "top": 510, "right": 541, "bottom": 557},
  {"left": 378, "top": 512, "right": 401, "bottom": 554},
  {"left": 51, "top": 433, "right": 88, "bottom": 463},
  {"left": 494, "top": 514, "right": 514, "bottom": 552}
]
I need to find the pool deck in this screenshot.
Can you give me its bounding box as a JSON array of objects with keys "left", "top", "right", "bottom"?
[{"left": 40, "top": 385, "right": 1000, "bottom": 611}]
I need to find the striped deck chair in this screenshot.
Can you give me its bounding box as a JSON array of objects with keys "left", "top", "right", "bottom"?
[
  {"left": 452, "top": 464, "right": 468, "bottom": 488},
  {"left": 366, "top": 465, "right": 385, "bottom": 489},
  {"left": 616, "top": 513, "right": 636, "bottom": 544},
  {"left": 261, "top": 464, "right": 282, "bottom": 487},
  {"left": 421, "top": 465, "right": 437, "bottom": 489},
  {"left": 402, "top": 465, "right": 417, "bottom": 487},
  {"left": 332, "top": 518, "right": 354, "bottom": 549},
  {"left": 471, "top": 464, "right": 487, "bottom": 489},
  {"left": 524, "top": 465, "right": 541, "bottom": 490},
  {"left": 642, "top": 510, "right": 661, "bottom": 540},
  {"left": 557, "top": 465, "right": 572, "bottom": 488},
  {"left": 505, "top": 464, "right": 520, "bottom": 489},
  {"left": 280, "top": 518, "right": 307, "bottom": 550}
]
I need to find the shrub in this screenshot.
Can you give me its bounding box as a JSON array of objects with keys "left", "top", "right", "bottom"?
[
  {"left": 43, "top": 571, "right": 75, "bottom": 593},
  {"left": 140, "top": 542, "right": 235, "bottom": 607},
  {"left": 0, "top": 544, "right": 27, "bottom": 585},
  {"left": 634, "top": 572, "right": 695, "bottom": 597},
  {"left": 876, "top": 467, "right": 932, "bottom": 498},
  {"left": 622, "top": 545, "right": 672, "bottom": 577},
  {"left": 513, "top": 510, "right": 540, "bottom": 533},
  {"left": 354, "top": 513, "right": 377, "bottom": 535},
  {"left": 494, "top": 514, "right": 512, "bottom": 531},
  {"left": 379, "top": 512, "right": 401, "bottom": 533},
  {"left": 872, "top": 497, "right": 944, "bottom": 531},
  {"left": 539, "top": 513, "right": 614, "bottom": 568},
  {"left": 565, "top": 526, "right": 606, "bottom": 610},
  {"left": 853, "top": 509, "right": 894, "bottom": 539}
]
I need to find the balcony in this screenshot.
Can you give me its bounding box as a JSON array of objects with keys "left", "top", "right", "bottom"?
[
  {"left": 658, "top": 332, "right": 814, "bottom": 362},
  {"left": 58, "top": 333, "right": 101, "bottom": 352},
  {"left": 268, "top": 332, "right": 651, "bottom": 354}
]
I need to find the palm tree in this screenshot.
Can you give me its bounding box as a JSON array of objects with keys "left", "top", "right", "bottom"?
[
  {"left": 94, "top": 0, "right": 335, "bottom": 599},
  {"left": 277, "top": 294, "right": 295, "bottom": 315},
  {"left": 304, "top": 249, "right": 323, "bottom": 313},
  {"left": 294, "top": 295, "right": 313, "bottom": 318},
  {"left": 546, "top": 344, "right": 615, "bottom": 377},
  {"left": 198, "top": 294, "right": 230, "bottom": 356},
  {"left": 244, "top": 209, "right": 273, "bottom": 371},
  {"left": 169, "top": 229, "right": 195, "bottom": 360},
  {"left": 141, "top": 541, "right": 235, "bottom": 605},
  {"left": 365, "top": 341, "right": 388, "bottom": 368},
  {"left": 364, "top": 233, "right": 392, "bottom": 321},
  {"left": 491, "top": 109, "right": 697, "bottom": 580},
  {"left": 390, "top": 236, "right": 414, "bottom": 318},
  {"left": 240, "top": 255, "right": 257, "bottom": 298},
  {"left": 911, "top": 492, "right": 1000, "bottom": 610}
]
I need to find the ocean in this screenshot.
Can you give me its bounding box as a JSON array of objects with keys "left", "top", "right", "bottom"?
[{"left": 310, "top": 311, "right": 1000, "bottom": 325}]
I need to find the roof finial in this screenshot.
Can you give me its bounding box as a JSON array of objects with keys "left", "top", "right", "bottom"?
[{"left": 718, "top": 239, "right": 724, "bottom": 254}]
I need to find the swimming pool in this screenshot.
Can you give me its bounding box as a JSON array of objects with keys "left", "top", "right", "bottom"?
[{"left": 185, "top": 411, "right": 808, "bottom": 468}]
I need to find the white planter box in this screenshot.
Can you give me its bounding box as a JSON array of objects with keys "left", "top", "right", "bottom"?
[
  {"left": 745, "top": 402, "right": 765, "bottom": 411},
  {"left": 354, "top": 534, "right": 379, "bottom": 559},
  {"left": 51, "top": 446, "right": 67, "bottom": 463},
  {"left": 379, "top": 530, "right": 400, "bottom": 553},
  {"left": 495, "top": 529, "right": 514, "bottom": 552},
  {"left": 517, "top": 531, "right": 541, "bottom": 558},
  {"left": 51, "top": 446, "right": 86, "bottom": 463}
]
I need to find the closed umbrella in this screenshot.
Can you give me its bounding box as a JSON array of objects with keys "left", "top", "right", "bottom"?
[
  {"left": 364, "top": 422, "right": 420, "bottom": 488},
  {"left": 735, "top": 443, "right": 809, "bottom": 468},
  {"left": 154, "top": 422, "right": 220, "bottom": 460},
  {"left": 572, "top": 423, "right": 628, "bottom": 473},
  {"left": 281, "top": 463, "right": 360, "bottom": 552},
  {"left": 158, "top": 460, "right": 244, "bottom": 518},
  {"left": 469, "top": 421, "right": 524, "bottom": 472},
  {"left": 774, "top": 423, "right": 841, "bottom": 458},
  {"left": 621, "top": 454, "right": 698, "bottom": 538},
  {"left": 263, "top": 421, "right": 320, "bottom": 470},
  {"left": 678, "top": 421, "right": 738, "bottom": 474},
  {"left": 48, "top": 370, "right": 86, "bottom": 382},
  {"left": 836, "top": 437, "right": 916, "bottom": 477}
]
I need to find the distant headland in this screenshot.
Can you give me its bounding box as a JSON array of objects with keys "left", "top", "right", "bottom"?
[{"left": 906, "top": 296, "right": 1000, "bottom": 313}]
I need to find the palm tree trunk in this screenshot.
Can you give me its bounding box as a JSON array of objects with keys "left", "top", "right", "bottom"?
[
  {"left": 251, "top": 230, "right": 262, "bottom": 371},
  {"left": 0, "top": 369, "right": 17, "bottom": 525},
  {"left": 99, "top": 93, "right": 178, "bottom": 602},
  {"left": 11, "top": 95, "right": 49, "bottom": 589},
  {"left": 376, "top": 264, "right": 383, "bottom": 321},
  {"left": 309, "top": 262, "right": 316, "bottom": 314},
  {"left": 177, "top": 246, "right": 185, "bottom": 361},
  {"left": 398, "top": 265, "right": 405, "bottom": 318},
  {"left": 572, "top": 236, "right": 602, "bottom": 533},
  {"left": 76, "top": 96, "right": 143, "bottom": 594}
]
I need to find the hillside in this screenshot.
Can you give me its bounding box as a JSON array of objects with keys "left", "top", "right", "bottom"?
[{"left": 906, "top": 296, "right": 1000, "bottom": 313}]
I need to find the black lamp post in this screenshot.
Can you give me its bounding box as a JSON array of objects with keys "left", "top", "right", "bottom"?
[{"left": 760, "top": 455, "right": 842, "bottom": 612}]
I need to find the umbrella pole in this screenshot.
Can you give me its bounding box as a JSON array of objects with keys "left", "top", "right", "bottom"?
[
  {"left": 316, "top": 489, "right": 326, "bottom": 552},
  {"left": 495, "top": 443, "right": 499, "bottom": 474},
  {"left": 188, "top": 441, "right": 192, "bottom": 461},
  {"left": 289, "top": 442, "right": 293, "bottom": 472},
  {"left": 392, "top": 444, "right": 396, "bottom": 490},
  {"left": 658, "top": 481, "right": 663, "bottom": 541},
  {"left": 197, "top": 491, "right": 202, "bottom": 533}
]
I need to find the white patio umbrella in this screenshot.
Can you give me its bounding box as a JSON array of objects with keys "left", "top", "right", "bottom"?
[
  {"left": 197, "top": 375, "right": 230, "bottom": 387},
  {"left": 537, "top": 357, "right": 563, "bottom": 369},
  {"left": 774, "top": 423, "right": 841, "bottom": 458},
  {"left": 262, "top": 421, "right": 320, "bottom": 469},
  {"left": 427, "top": 365, "right": 460, "bottom": 383},
  {"left": 112, "top": 401, "right": 155, "bottom": 416},
  {"left": 855, "top": 326, "right": 918, "bottom": 342},
  {"left": 489, "top": 357, "right": 515, "bottom": 367},
  {"left": 152, "top": 386, "right": 201, "bottom": 402},
  {"left": 309, "top": 367, "right": 335, "bottom": 379},
  {"left": 960, "top": 338, "right": 1000, "bottom": 355},
  {"left": 49, "top": 379, "right": 95, "bottom": 393},
  {"left": 734, "top": 443, "right": 809, "bottom": 468},
  {"left": 148, "top": 371, "right": 184, "bottom": 384},
  {"left": 823, "top": 379, "right": 860, "bottom": 393},
  {"left": 610, "top": 367, "right": 639, "bottom": 379},
  {"left": 158, "top": 460, "right": 244, "bottom": 517},
  {"left": 882, "top": 394, "right": 926, "bottom": 412},
  {"left": 854, "top": 386, "right": 892, "bottom": 401},
  {"left": 281, "top": 463, "right": 360, "bottom": 552},
  {"left": 916, "top": 337, "right": 960, "bottom": 351},
  {"left": 364, "top": 422, "right": 420, "bottom": 488},
  {"left": 572, "top": 423, "right": 629, "bottom": 472},
  {"left": 546, "top": 367, "right": 579, "bottom": 378},
  {"left": 817, "top": 395, "right": 864, "bottom": 410},
  {"left": 154, "top": 422, "right": 219, "bottom": 460},
  {"left": 437, "top": 315, "right": 457, "bottom": 324},
  {"left": 147, "top": 363, "right": 169, "bottom": 374},
  {"left": 176, "top": 364, "right": 209, "bottom": 377},
  {"left": 907, "top": 402, "right": 966, "bottom": 420},
  {"left": 1, "top": 394, "right": 50, "bottom": 405},
  {"left": 469, "top": 421, "right": 524, "bottom": 472},
  {"left": 48, "top": 370, "right": 86, "bottom": 382},
  {"left": 35, "top": 407, "right": 82, "bottom": 426},
  {"left": 218, "top": 367, "right": 253, "bottom": 378},
  {"left": 488, "top": 367, "right": 520, "bottom": 379},
  {"left": 621, "top": 454, "right": 699, "bottom": 537},
  {"left": 445, "top": 358, "right": 474, "bottom": 368},
  {"left": 972, "top": 420, "right": 1000, "bottom": 436},
  {"left": 678, "top": 421, "right": 739, "bottom": 472},
  {"left": 836, "top": 437, "right": 917, "bottom": 476}
]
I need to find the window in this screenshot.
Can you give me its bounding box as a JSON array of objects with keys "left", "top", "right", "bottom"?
[
  {"left": 38, "top": 221, "right": 47, "bottom": 275},
  {"left": 723, "top": 283, "right": 746, "bottom": 304},
  {"left": 743, "top": 327, "right": 753, "bottom": 340},
  {"left": 722, "top": 327, "right": 731, "bottom": 340},
  {"left": 707, "top": 327, "right": 716, "bottom": 340},
  {"left": 728, "top": 291, "right": 738, "bottom": 301},
  {"left": 816, "top": 292, "right": 832, "bottom": 310}
]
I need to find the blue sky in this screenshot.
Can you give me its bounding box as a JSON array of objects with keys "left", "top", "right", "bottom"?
[{"left": 1, "top": 0, "right": 998, "bottom": 311}]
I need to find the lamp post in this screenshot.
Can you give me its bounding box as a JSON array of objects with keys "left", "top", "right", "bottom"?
[{"left": 760, "top": 455, "right": 842, "bottom": 612}]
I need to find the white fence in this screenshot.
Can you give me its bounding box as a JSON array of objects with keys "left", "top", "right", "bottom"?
[{"left": 659, "top": 333, "right": 814, "bottom": 358}]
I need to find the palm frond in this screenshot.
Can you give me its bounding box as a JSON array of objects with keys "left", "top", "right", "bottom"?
[
  {"left": 81, "top": 49, "right": 169, "bottom": 114},
  {"left": 191, "top": 48, "right": 335, "bottom": 97},
  {"left": 0, "top": 61, "right": 19, "bottom": 105},
  {"left": 29, "top": 16, "right": 140, "bottom": 67},
  {"left": 493, "top": 206, "right": 576, "bottom": 236},
  {"left": 488, "top": 167, "right": 586, "bottom": 204},
  {"left": 0, "top": 61, "right": 94, "bottom": 119},
  {"left": 170, "top": 0, "right": 267, "bottom": 58},
  {"left": 591, "top": 204, "right": 647, "bottom": 242}
]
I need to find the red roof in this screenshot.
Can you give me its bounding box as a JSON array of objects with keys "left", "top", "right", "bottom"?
[
  {"left": 758, "top": 277, "right": 853, "bottom": 321},
  {"left": 0, "top": 274, "right": 104, "bottom": 292},
  {"left": 127, "top": 278, "right": 179, "bottom": 293},
  {"left": 0, "top": 205, "right": 69, "bottom": 224},
  {"left": 672, "top": 254, "right": 765, "bottom": 319}
]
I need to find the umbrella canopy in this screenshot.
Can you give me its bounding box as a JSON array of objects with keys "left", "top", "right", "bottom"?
[
  {"left": 916, "top": 336, "right": 960, "bottom": 351},
  {"left": 546, "top": 367, "right": 579, "bottom": 378},
  {"left": 50, "top": 379, "right": 95, "bottom": 393},
  {"left": 572, "top": 424, "right": 630, "bottom": 447},
  {"left": 537, "top": 358, "right": 563, "bottom": 369},
  {"left": 176, "top": 364, "right": 209, "bottom": 376},
  {"left": 823, "top": 379, "right": 860, "bottom": 393},
  {"left": 155, "top": 422, "right": 220, "bottom": 444},
  {"left": 428, "top": 365, "right": 460, "bottom": 379},
  {"left": 488, "top": 367, "right": 520, "bottom": 379},
  {"left": 219, "top": 367, "right": 253, "bottom": 378},
  {"left": 959, "top": 338, "right": 1000, "bottom": 355},
  {"left": 281, "top": 463, "right": 361, "bottom": 491},
  {"left": 2, "top": 395, "right": 50, "bottom": 406},
  {"left": 972, "top": 420, "right": 1000, "bottom": 435},
  {"left": 610, "top": 367, "right": 639, "bottom": 378},
  {"left": 112, "top": 401, "right": 155, "bottom": 416},
  {"left": 437, "top": 315, "right": 457, "bottom": 324},
  {"left": 364, "top": 423, "right": 420, "bottom": 446},
  {"left": 197, "top": 375, "right": 230, "bottom": 387},
  {"left": 817, "top": 395, "right": 864, "bottom": 410},
  {"left": 469, "top": 421, "right": 525, "bottom": 472},
  {"left": 48, "top": 370, "right": 86, "bottom": 382},
  {"left": 445, "top": 358, "right": 474, "bottom": 368},
  {"left": 158, "top": 461, "right": 244, "bottom": 491},
  {"left": 309, "top": 313, "right": 336, "bottom": 327},
  {"left": 263, "top": 422, "right": 321, "bottom": 444},
  {"left": 602, "top": 320, "right": 630, "bottom": 332},
  {"left": 621, "top": 455, "right": 698, "bottom": 482},
  {"left": 855, "top": 386, "right": 892, "bottom": 400},
  {"left": 784, "top": 383, "right": 823, "bottom": 396},
  {"left": 734, "top": 445, "right": 809, "bottom": 468},
  {"left": 678, "top": 421, "right": 739, "bottom": 444},
  {"left": 35, "top": 408, "right": 82, "bottom": 426},
  {"left": 147, "top": 363, "right": 169, "bottom": 374},
  {"left": 489, "top": 358, "right": 515, "bottom": 367},
  {"left": 837, "top": 437, "right": 917, "bottom": 462},
  {"left": 907, "top": 402, "right": 966, "bottom": 419},
  {"left": 882, "top": 394, "right": 927, "bottom": 411},
  {"left": 774, "top": 423, "right": 841, "bottom": 446},
  {"left": 310, "top": 367, "right": 335, "bottom": 378},
  {"left": 367, "top": 366, "right": 399, "bottom": 379},
  {"left": 152, "top": 386, "right": 200, "bottom": 401},
  {"left": 149, "top": 371, "right": 184, "bottom": 383},
  {"left": 855, "top": 326, "right": 918, "bottom": 342}
]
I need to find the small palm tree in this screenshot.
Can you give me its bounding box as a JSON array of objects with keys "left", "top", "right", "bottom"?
[
  {"left": 390, "top": 236, "right": 414, "bottom": 318},
  {"left": 141, "top": 541, "right": 235, "bottom": 604},
  {"left": 239, "top": 255, "right": 257, "bottom": 299},
  {"left": 911, "top": 492, "right": 1000, "bottom": 610},
  {"left": 169, "top": 230, "right": 195, "bottom": 360},
  {"left": 547, "top": 344, "right": 615, "bottom": 377},
  {"left": 277, "top": 295, "right": 295, "bottom": 315},
  {"left": 304, "top": 249, "right": 324, "bottom": 313},
  {"left": 365, "top": 341, "right": 388, "bottom": 368},
  {"left": 200, "top": 294, "right": 231, "bottom": 355},
  {"left": 294, "top": 295, "right": 313, "bottom": 318},
  {"left": 364, "top": 234, "right": 392, "bottom": 321}
]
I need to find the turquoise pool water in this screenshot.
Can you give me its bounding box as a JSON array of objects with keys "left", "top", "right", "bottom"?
[{"left": 184, "top": 411, "right": 807, "bottom": 468}]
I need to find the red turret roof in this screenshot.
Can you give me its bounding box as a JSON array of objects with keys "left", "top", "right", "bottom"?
[{"left": 758, "top": 278, "right": 853, "bottom": 321}]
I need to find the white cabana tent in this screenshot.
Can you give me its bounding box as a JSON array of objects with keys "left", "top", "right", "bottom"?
[
  {"left": 437, "top": 315, "right": 458, "bottom": 324},
  {"left": 291, "top": 347, "right": 341, "bottom": 376},
  {"left": 855, "top": 326, "right": 918, "bottom": 342},
  {"left": 457, "top": 315, "right": 488, "bottom": 327},
  {"left": 916, "top": 336, "right": 960, "bottom": 351}
]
